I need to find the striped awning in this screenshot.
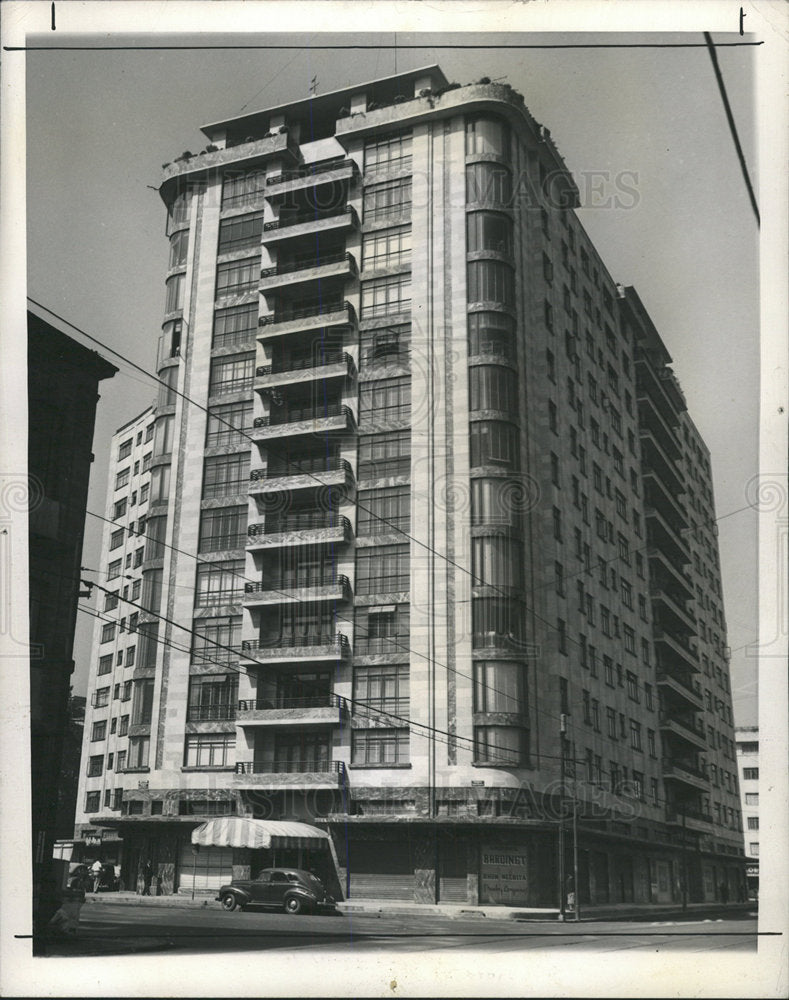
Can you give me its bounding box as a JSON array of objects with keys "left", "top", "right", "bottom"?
[{"left": 190, "top": 817, "right": 330, "bottom": 850}]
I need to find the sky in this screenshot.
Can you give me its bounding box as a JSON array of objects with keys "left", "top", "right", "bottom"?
[{"left": 25, "top": 28, "right": 760, "bottom": 723}]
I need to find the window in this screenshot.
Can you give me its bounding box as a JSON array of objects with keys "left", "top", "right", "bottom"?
[
  {"left": 100, "top": 623, "right": 116, "bottom": 644},
  {"left": 555, "top": 561, "right": 565, "bottom": 597},
  {"left": 127, "top": 736, "right": 150, "bottom": 770},
  {"left": 473, "top": 726, "right": 528, "bottom": 766},
  {"left": 630, "top": 720, "right": 642, "bottom": 751},
  {"left": 98, "top": 653, "right": 113, "bottom": 676},
  {"left": 747, "top": 816, "right": 759, "bottom": 830},
  {"left": 544, "top": 300, "right": 554, "bottom": 331},
  {"left": 363, "top": 177, "right": 412, "bottom": 222},
  {"left": 87, "top": 755, "right": 103, "bottom": 777},
  {"left": 360, "top": 273, "right": 411, "bottom": 319},
  {"left": 354, "top": 604, "right": 409, "bottom": 655},
  {"left": 115, "top": 468, "right": 130, "bottom": 491},
  {"left": 195, "top": 560, "right": 244, "bottom": 607},
  {"left": 620, "top": 578, "right": 633, "bottom": 609},
  {"left": 468, "top": 312, "right": 516, "bottom": 362},
  {"left": 465, "top": 116, "right": 509, "bottom": 156},
  {"left": 358, "top": 431, "right": 410, "bottom": 480},
  {"left": 117, "top": 439, "right": 133, "bottom": 462},
  {"left": 469, "top": 421, "right": 519, "bottom": 470},
  {"left": 466, "top": 161, "right": 512, "bottom": 206},
  {"left": 110, "top": 527, "right": 125, "bottom": 551},
  {"left": 626, "top": 671, "right": 639, "bottom": 702},
  {"left": 157, "top": 365, "right": 179, "bottom": 408},
  {"left": 221, "top": 169, "right": 266, "bottom": 209},
  {"left": 365, "top": 130, "right": 412, "bottom": 173},
  {"left": 84, "top": 791, "right": 100, "bottom": 813},
  {"left": 469, "top": 365, "right": 519, "bottom": 416},
  {"left": 142, "top": 452, "right": 152, "bottom": 471},
  {"left": 198, "top": 506, "right": 247, "bottom": 552},
  {"left": 216, "top": 257, "right": 259, "bottom": 297},
  {"left": 202, "top": 453, "right": 250, "bottom": 499},
  {"left": 357, "top": 487, "right": 410, "bottom": 536},
  {"left": 548, "top": 401, "right": 558, "bottom": 434},
  {"left": 113, "top": 498, "right": 127, "bottom": 520},
  {"left": 168, "top": 229, "right": 189, "bottom": 269},
  {"left": 607, "top": 707, "right": 617, "bottom": 738},
  {"left": 209, "top": 352, "right": 255, "bottom": 396},
  {"left": 217, "top": 211, "right": 265, "bottom": 252},
  {"left": 745, "top": 793, "right": 758, "bottom": 805},
  {"left": 191, "top": 616, "right": 241, "bottom": 664},
  {"left": 359, "top": 376, "right": 411, "bottom": 423},
  {"left": 165, "top": 272, "right": 185, "bottom": 313},
  {"left": 362, "top": 226, "right": 412, "bottom": 270},
  {"left": 144, "top": 516, "right": 167, "bottom": 561},
  {"left": 356, "top": 544, "right": 409, "bottom": 594},
  {"left": 352, "top": 729, "right": 409, "bottom": 765},
  {"left": 743, "top": 767, "right": 759, "bottom": 780},
  {"left": 205, "top": 400, "right": 253, "bottom": 448},
  {"left": 213, "top": 303, "right": 258, "bottom": 348},
  {"left": 632, "top": 770, "right": 644, "bottom": 801},
  {"left": 354, "top": 663, "right": 410, "bottom": 715},
  {"left": 467, "top": 211, "right": 513, "bottom": 256},
  {"left": 749, "top": 843, "right": 759, "bottom": 856},
  {"left": 91, "top": 720, "right": 107, "bottom": 741},
  {"left": 472, "top": 536, "right": 523, "bottom": 590},
  {"left": 552, "top": 507, "right": 562, "bottom": 541},
  {"left": 557, "top": 618, "right": 567, "bottom": 655},
  {"left": 623, "top": 625, "right": 636, "bottom": 654},
  {"left": 184, "top": 733, "right": 235, "bottom": 767}
]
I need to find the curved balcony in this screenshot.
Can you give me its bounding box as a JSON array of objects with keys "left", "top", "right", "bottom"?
[
  {"left": 250, "top": 402, "right": 356, "bottom": 441},
  {"left": 661, "top": 756, "right": 709, "bottom": 791},
  {"left": 656, "top": 663, "right": 704, "bottom": 711},
  {"left": 243, "top": 573, "right": 352, "bottom": 607},
  {"left": 233, "top": 759, "right": 347, "bottom": 786},
  {"left": 258, "top": 299, "right": 357, "bottom": 341},
  {"left": 645, "top": 506, "right": 691, "bottom": 566},
  {"left": 264, "top": 159, "right": 359, "bottom": 200},
  {"left": 650, "top": 587, "right": 696, "bottom": 637},
  {"left": 653, "top": 627, "right": 699, "bottom": 672},
  {"left": 643, "top": 471, "right": 688, "bottom": 535},
  {"left": 255, "top": 351, "right": 356, "bottom": 391},
  {"left": 647, "top": 546, "right": 694, "bottom": 603},
  {"left": 248, "top": 456, "right": 355, "bottom": 497},
  {"left": 259, "top": 251, "right": 358, "bottom": 296},
  {"left": 236, "top": 693, "right": 348, "bottom": 726},
  {"left": 246, "top": 512, "right": 352, "bottom": 550},
  {"left": 640, "top": 429, "right": 685, "bottom": 496},
  {"left": 261, "top": 205, "right": 359, "bottom": 245},
  {"left": 664, "top": 805, "right": 713, "bottom": 831},
  {"left": 239, "top": 632, "right": 350, "bottom": 666},
  {"left": 637, "top": 391, "right": 682, "bottom": 461}
]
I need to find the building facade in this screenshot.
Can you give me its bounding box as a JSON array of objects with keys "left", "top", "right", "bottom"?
[
  {"left": 75, "top": 66, "right": 745, "bottom": 906},
  {"left": 28, "top": 304, "right": 117, "bottom": 931},
  {"left": 735, "top": 726, "right": 759, "bottom": 898},
  {"left": 74, "top": 405, "right": 154, "bottom": 886}
]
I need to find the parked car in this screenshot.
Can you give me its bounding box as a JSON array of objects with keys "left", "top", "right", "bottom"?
[{"left": 216, "top": 867, "right": 334, "bottom": 915}]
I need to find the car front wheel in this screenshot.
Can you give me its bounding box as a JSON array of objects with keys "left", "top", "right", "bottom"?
[
  {"left": 284, "top": 895, "right": 307, "bottom": 915},
  {"left": 220, "top": 893, "right": 239, "bottom": 912}
]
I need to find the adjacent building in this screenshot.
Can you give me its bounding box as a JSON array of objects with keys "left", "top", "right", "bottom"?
[
  {"left": 735, "top": 726, "right": 760, "bottom": 898},
  {"left": 28, "top": 303, "right": 117, "bottom": 931},
  {"left": 75, "top": 66, "right": 746, "bottom": 906}
]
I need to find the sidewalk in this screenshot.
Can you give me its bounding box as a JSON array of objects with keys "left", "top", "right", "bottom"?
[{"left": 84, "top": 891, "right": 755, "bottom": 922}]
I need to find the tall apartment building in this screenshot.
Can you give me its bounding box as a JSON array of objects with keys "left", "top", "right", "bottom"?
[
  {"left": 75, "top": 405, "right": 154, "bottom": 885},
  {"left": 75, "top": 66, "right": 745, "bottom": 906},
  {"left": 735, "top": 727, "right": 760, "bottom": 898}
]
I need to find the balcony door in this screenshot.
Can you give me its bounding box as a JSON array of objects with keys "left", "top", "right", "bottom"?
[
  {"left": 276, "top": 671, "right": 332, "bottom": 708},
  {"left": 273, "top": 732, "right": 330, "bottom": 773}
]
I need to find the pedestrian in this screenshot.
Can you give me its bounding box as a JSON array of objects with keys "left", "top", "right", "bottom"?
[
  {"left": 90, "top": 858, "right": 103, "bottom": 893},
  {"left": 142, "top": 859, "right": 154, "bottom": 896}
]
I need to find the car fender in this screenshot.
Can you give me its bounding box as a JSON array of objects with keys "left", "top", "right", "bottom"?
[{"left": 218, "top": 886, "right": 252, "bottom": 906}]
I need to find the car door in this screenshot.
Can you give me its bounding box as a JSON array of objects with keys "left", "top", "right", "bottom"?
[
  {"left": 266, "top": 870, "right": 290, "bottom": 905},
  {"left": 249, "top": 870, "right": 271, "bottom": 903}
]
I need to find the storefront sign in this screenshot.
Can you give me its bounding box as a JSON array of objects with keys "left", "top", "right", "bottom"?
[
  {"left": 746, "top": 865, "right": 759, "bottom": 876},
  {"left": 480, "top": 847, "right": 529, "bottom": 905}
]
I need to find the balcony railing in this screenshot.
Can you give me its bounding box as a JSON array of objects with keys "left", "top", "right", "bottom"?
[
  {"left": 665, "top": 805, "right": 713, "bottom": 825},
  {"left": 240, "top": 632, "right": 350, "bottom": 654},
  {"left": 260, "top": 251, "right": 356, "bottom": 279},
  {"left": 263, "top": 204, "right": 358, "bottom": 232},
  {"left": 256, "top": 351, "right": 354, "bottom": 378},
  {"left": 244, "top": 573, "right": 350, "bottom": 596},
  {"left": 235, "top": 759, "right": 346, "bottom": 776},
  {"left": 186, "top": 704, "right": 237, "bottom": 722},
  {"left": 662, "top": 756, "right": 708, "bottom": 781},
  {"left": 248, "top": 512, "right": 350, "bottom": 536},
  {"left": 251, "top": 456, "right": 351, "bottom": 481},
  {"left": 657, "top": 662, "right": 702, "bottom": 699},
  {"left": 238, "top": 693, "right": 346, "bottom": 712},
  {"left": 258, "top": 299, "right": 353, "bottom": 327},
  {"left": 659, "top": 710, "right": 706, "bottom": 741},
  {"left": 253, "top": 402, "right": 353, "bottom": 428},
  {"left": 266, "top": 159, "right": 356, "bottom": 185}
]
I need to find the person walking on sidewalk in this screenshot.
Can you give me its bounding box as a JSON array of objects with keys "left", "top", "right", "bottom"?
[{"left": 142, "top": 860, "right": 154, "bottom": 896}]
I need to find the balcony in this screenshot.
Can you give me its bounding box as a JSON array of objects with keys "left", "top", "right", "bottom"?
[
  {"left": 243, "top": 573, "right": 352, "bottom": 607},
  {"left": 637, "top": 392, "right": 683, "bottom": 461},
  {"left": 236, "top": 693, "right": 348, "bottom": 726},
  {"left": 653, "top": 628, "right": 699, "bottom": 671},
  {"left": 650, "top": 587, "right": 696, "bottom": 636},
  {"left": 643, "top": 471, "right": 688, "bottom": 535},
  {"left": 645, "top": 506, "right": 691, "bottom": 565},
  {"left": 657, "top": 663, "right": 704, "bottom": 711},
  {"left": 264, "top": 159, "right": 358, "bottom": 199},
  {"left": 659, "top": 710, "right": 707, "bottom": 751},
  {"left": 636, "top": 355, "right": 684, "bottom": 431},
  {"left": 665, "top": 805, "right": 713, "bottom": 831},
  {"left": 239, "top": 632, "right": 351, "bottom": 666},
  {"left": 246, "top": 512, "right": 352, "bottom": 550},
  {"left": 662, "top": 756, "right": 709, "bottom": 791},
  {"left": 258, "top": 299, "right": 356, "bottom": 341},
  {"left": 186, "top": 704, "right": 237, "bottom": 723},
  {"left": 259, "top": 251, "right": 358, "bottom": 296},
  {"left": 233, "top": 759, "right": 347, "bottom": 786},
  {"left": 647, "top": 547, "right": 694, "bottom": 603},
  {"left": 249, "top": 457, "right": 355, "bottom": 497},
  {"left": 261, "top": 205, "right": 359, "bottom": 245},
  {"left": 640, "top": 429, "right": 685, "bottom": 496},
  {"left": 250, "top": 402, "right": 357, "bottom": 441},
  {"left": 255, "top": 351, "right": 356, "bottom": 391}
]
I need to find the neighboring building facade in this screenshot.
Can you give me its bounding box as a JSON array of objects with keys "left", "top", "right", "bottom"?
[
  {"left": 75, "top": 66, "right": 745, "bottom": 905},
  {"left": 28, "top": 304, "right": 117, "bottom": 930},
  {"left": 74, "top": 405, "right": 154, "bottom": 886},
  {"left": 735, "top": 726, "right": 760, "bottom": 897}
]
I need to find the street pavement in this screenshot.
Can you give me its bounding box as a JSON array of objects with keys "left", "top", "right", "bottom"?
[{"left": 38, "top": 901, "right": 758, "bottom": 957}]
